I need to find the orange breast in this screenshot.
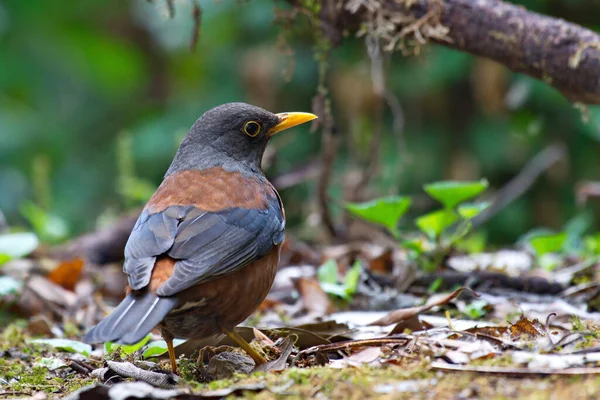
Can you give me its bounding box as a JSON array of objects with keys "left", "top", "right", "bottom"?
[{"left": 146, "top": 168, "right": 272, "bottom": 213}]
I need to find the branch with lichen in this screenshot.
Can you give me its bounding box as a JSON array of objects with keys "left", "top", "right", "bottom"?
[{"left": 296, "top": 0, "right": 600, "bottom": 105}]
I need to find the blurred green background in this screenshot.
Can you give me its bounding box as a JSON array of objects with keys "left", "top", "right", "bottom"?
[{"left": 0, "top": 0, "right": 599, "bottom": 246}]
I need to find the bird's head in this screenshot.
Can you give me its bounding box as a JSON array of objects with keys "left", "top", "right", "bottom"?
[{"left": 167, "top": 102, "right": 317, "bottom": 176}]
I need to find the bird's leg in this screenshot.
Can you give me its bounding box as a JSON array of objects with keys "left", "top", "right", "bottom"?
[
  {"left": 221, "top": 327, "right": 267, "bottom": 365},
  {"left": 165, "top": 336, "right": 178, "bottom": 374}
]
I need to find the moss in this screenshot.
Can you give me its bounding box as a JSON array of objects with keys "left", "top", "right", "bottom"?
[
  {"left": 1, "top": 323, "right": 28, "bottom": 349},
  {"left": 0, "top": 359, "right": 89, "bottom": 395}
]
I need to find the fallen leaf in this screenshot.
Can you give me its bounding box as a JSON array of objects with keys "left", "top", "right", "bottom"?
[
  {"left": 510, "top": 315, "right": 543, "bottom": 339},
  {"left": 47, "top": 258, "right": 84, "bottom": 291},
  {"left": 369, "top": 287, "right": 478, "bottom": 326},
  {"left": 254, "top": 336, "right": 294, "bottom": 372},
  {"left": 28, "top": 338, "right": 92, "bottom": 357},
  {"left": 295, "top": 277, "right": 334, "bottom": 317},
  {"left": 143, "top": 339, "right": 187, "bottom": 358},
  {"left": 36, "top": 357, "right": 67, "bottom": 371},
  {"left": 431, "top": 361, "right": 600, "bottom": 376},
  {"left": 368, "top": 248, "right": 394, "bottom": 274},
  {"left": 512, "top": 351, "right": 600, "bottom": 369},
  {"left": 389, "top": 316, "right": 433, "bottom": 335},
  {"left": 253, "top": 328, "right": 276, "bottom": 347}
]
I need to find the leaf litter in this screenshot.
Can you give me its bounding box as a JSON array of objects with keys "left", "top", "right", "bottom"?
[{"left": 2, "top": 232, "right": 600, "bottom": 399}]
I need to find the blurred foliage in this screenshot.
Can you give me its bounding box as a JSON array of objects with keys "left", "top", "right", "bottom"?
[{"left": 0, "top": 0, "right": 599, "bottom": 246}]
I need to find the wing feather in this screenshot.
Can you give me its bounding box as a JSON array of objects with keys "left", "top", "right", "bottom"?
[{"left": 122, "top": 191, "right": 284, "bottom": 296}]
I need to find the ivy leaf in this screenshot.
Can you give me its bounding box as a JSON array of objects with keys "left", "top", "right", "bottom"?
[
  {"left": 346, "top": 196, "right": 411, "bottom": 235},
  {"left": 35, "top": 357, "right": 67, "bottom": 371},
  {"left": 317, "top": 259, "right": 338, "bottom": 285},
  {"left": 342, "top": 260, "right": 362, "bottom": 298},
  {"left": 424, "top": 179, "right": 488, "bottom": 209},
  {"left": 28, "top": 338, "right": 92, "bottom": 357},
  {"left": 0, "top": 232, "right": 39, "bottom": 266},
  {"left": 317, "top": 259, "right": 362, "bottom": 301},
  {"left": 142, "top": 339, "right": 187, "bottom": 358},
  {"left": 0, "top": 276, "right": 23, "bottom": 297},
  {"left": 105, "top": 334, "right": 152, "bottom": 355},
  {"left": 416, "top": 209, "right": 459, "bottom": 239},
  {"left": 529, "top": 232, "right": 567, "bottom": 256},
  {"left": 457, "top": 202, "right": 490, "bottom": 220}
]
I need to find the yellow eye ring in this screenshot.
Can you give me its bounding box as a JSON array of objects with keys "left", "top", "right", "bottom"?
[{"left": 243, "top": 121, "right": 261, "bottom": 137}]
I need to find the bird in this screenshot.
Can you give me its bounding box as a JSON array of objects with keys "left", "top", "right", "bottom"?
[{"left": 83, "top": 102, "right": 317, "bottom": 373}]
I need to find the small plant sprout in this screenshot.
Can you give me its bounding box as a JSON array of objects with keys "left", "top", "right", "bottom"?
[
  {"left": 345, "top": 179, "right": 490, "bottom": 272},
  {"left": 317, "top": 259, "right": 362, "bottom": 302},
  {"left": 346, "top": 196, "right": 411, "bottom": 238}
]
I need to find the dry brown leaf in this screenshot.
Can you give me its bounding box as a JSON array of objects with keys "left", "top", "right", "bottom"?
[
  {"left": 367, "top": 248, "right": 394, "bottom": 274},
  {"left": 466, "top": 326, "right": 509, "bottom": 338},
  {"left": 369, "top": 287, "right": 478, "bottom": 327},
  {"left": 254, "top": 336, "right": 294, "bottom": 372},
  {"left": 257, "top": 297, "right": 283, "bottom": 312},
  {"left": 46, "top": 258, "right": 84, "bottom": 291},
  {"left": 510, "top": 315, "right": 543, "bottom": 339},
  {"left": 253, "top": 328, "right": 276, "bottom": 347},
  {"left": 294, "top": 277, "right": 334, "bottom": 317},
  {"left": 389, "top": 315, "right": 433, "bottom": 335}
]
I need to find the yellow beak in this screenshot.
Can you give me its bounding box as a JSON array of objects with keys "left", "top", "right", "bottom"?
[{"left": 268, "top": 112, "right": 318, "bottom": 136}]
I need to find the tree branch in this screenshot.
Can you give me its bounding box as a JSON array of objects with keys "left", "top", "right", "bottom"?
[{"left": 314, "top": 0, "right": 600, "bottom": 104}]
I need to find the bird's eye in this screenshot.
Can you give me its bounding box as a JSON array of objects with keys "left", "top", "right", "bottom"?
[{"left": 243, "top": 121, "right": 261, "bottom": 137}]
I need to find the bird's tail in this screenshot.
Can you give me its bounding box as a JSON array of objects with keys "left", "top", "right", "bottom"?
[{"left": 83, "top": 292, "right": 177, "bottom": 345}]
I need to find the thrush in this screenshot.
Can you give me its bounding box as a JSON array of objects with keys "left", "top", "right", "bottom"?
[{"left": 83, "top": 102, "right": 316, "bottom": 373}]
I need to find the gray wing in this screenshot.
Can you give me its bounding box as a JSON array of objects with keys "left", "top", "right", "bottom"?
[{"left": 123, "top": 196, "right": 285, "bottom": 296}]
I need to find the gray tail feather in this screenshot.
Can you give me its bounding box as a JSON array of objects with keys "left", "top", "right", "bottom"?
[{"left": 83, "top": 292, "right": 177, "bottom": 345}]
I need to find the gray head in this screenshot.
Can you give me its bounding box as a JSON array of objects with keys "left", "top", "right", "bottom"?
[{"left": 166, "top": 102, "right": 316, "bottom": 176}]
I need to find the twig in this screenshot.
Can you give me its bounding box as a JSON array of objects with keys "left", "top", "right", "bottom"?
[
  {"left": 166, "top": 0, "right": 175, "bottom": 18},
  {"left": 271, "top": 161, "right": 322, "bottom": 190},
  {"left": 471, "top": 143, "right": 566, "bottom": 228},
  {"left": 190, "top": 0, "right": 202, "bottom": 51},
  {"left": 576, "top": 181, "right": 600, "bottom": 205},
  {"left": 317, "top": 115, "right": 339, "bottom": 240},
  {"left": 0, "top": 208, "right": 7, "bottom": 233},
  {"left": 431, "top": 361, "right": 600, "bottom": 375},
  {"left": 298, "top": 337, "right": 411, "bottom": 357}
]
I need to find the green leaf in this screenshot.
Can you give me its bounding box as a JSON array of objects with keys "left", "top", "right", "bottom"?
[
  {"left": 20, "top": 202, "right": 68, "bottom": 243},
  {"left": 416, "top": 209, "right": 459, "bottom": 239},
  {"left": 424, "top": 179, "right": 489, "bottom": 209},
  {"left": 0, "top": 232, "right": 39, "bottom": 264},
  {"left": 317, "top": 259, "right": 339, "bottom": 285},
  {"left": 346, "top": 196, "right": 411, "bottom": 235},
  {"left": 28, "top": 338, "right": 91, "bottom": 357},
  {"left": 402, "top": 237, "right": 428, "bottom": 257},
  {"left": 529, "top": 232, "right": 567, "bottom": 256},
  {"left": 342, "top": 260, "right": 362, "bottom": 298},
  {"left": 0, "top": 276, "right": 23, "bottom": 297},
  {"left": 105, "top": 334, "right": 152, "bottom": 355},
  {"left": 463, "top": 300, "right": 488, "bottom": 319},
  {"left": 142, "top": 339, "right": 187, "bottom": 358},
  {"left": 319, "top": 282, "right": 350, "bottom": 299},
  {"left": 0, "top": 254, "right": 10, "bottom": 265},
  {"left": 454, "top": 232, "right": 487, "bottom": 254},
  {"left": 117, "top": 176, "right": 157, "bottom": 205},
  {"left": 428, "top": 277, "right": 443, "bottom": 293},
  {"left": 317, "top": 259, "right": 362, "bottom": 301},
  {"left": 457, "top": 202, "right": 490, "bottom": 220},
  {"left": 585, "top": 233, "right": 600, "bottom": 255},
  {"left": 36, "top": 357, "right": 67, "bottom": 371},
  {"left": 539, "top": 253, "right": 562, "bottom": 271}
]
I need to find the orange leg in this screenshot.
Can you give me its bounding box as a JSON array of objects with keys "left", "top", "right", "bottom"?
[
  {"left": 222, "top": 327, "right": 267, "bottom": 365},
  {"left": 166, "top": 337, "right": 178, "bottom": 374}
]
